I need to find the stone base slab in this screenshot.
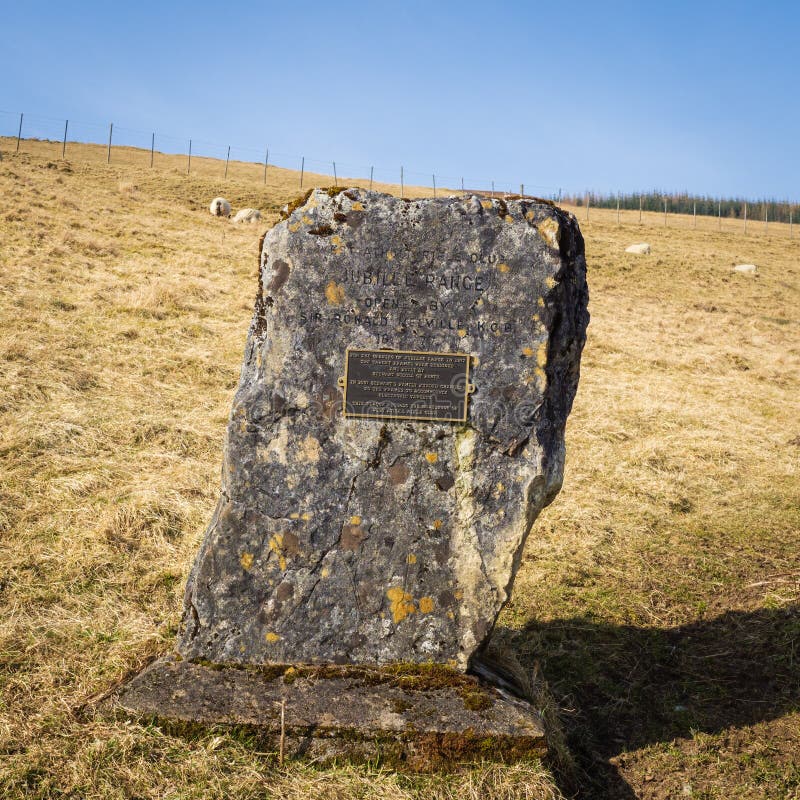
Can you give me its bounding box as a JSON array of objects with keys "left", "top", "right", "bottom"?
[{"left": 113, "top": 656, "right": 546, "bottom": 771}]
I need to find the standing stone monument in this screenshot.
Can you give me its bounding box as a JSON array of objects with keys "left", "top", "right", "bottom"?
[{"left": 118, "top": 188, "right": 589, "bottom": 768}]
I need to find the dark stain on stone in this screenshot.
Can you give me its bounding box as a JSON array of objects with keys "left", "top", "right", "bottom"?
[
  {"left": 282, "top": 531, "right": 300, "bottom": 555},
  {"left": 308, "top": 223, "right": 334, "bottom": 236},
  {"left": 388, "top": 462, "right": 409, "bottom": 485},
  {"left": 276, "top": 582, "right": 294, "bottom": 601},
  {"left": 435, "top": 472, "right": 455, "bottom": 492},
  {"left": 341, "top": 525, "right": 365, "bottom": 551},
  {"left": 346, "top": 211, "right": 364, "bottom": 229},
  {"left": 333, "top": 212, "right": 348, "bottom": 223},
  {"left": 267, "top": 259, "right": 290, "bottom": 292}
]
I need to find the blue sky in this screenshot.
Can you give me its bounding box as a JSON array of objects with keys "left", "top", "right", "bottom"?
[{"left": 1, "top": 0, "right": 798, "bottom": 199}]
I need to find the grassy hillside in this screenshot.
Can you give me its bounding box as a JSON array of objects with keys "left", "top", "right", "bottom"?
[{"left": 0, "top": 142, "right": 798, "bottom": 799}]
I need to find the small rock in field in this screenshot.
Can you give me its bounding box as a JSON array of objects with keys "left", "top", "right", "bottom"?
[
  {"left": 625, "top": 243, "right": 651, "bottom": 255},
  {"left": 734, "top": 263, "right": 757, "bottom": 274}
]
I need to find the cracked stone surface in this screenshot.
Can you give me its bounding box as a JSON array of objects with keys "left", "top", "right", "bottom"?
[{"left": 178, "top": 188, "right": 589, "bottom": 670}]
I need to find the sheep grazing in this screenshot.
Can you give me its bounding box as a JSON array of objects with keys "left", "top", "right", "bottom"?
[
  {"left": 625, "top": 243, "right": 651, "bottom": 255},
  {"left": 209, "top": 197, "right": 231, "bottom": 217},
  {"left": 232, "top": 208, "right": 261, "bottom": 224}
]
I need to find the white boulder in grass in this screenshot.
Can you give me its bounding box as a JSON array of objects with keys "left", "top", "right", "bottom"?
[
  {"left": 209, "top": 197, "right": 231, "bottom": 217},
  {"left": 625, "top": 243, "right": 651, "bottom": 255},
  {"left": 233, "top": 208, "right": 261, "bottom": 223},
  {"left": 734, "top": 264, "right": 757, "bottom": 274}
]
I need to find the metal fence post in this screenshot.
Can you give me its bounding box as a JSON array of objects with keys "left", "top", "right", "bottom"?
[
  {"left": 224, "top": 145, "right": 230, "bottom": 179},
  {"left": 369, "top": 166, "right": 373, "bottom": 191},
  {"left": 150, "top": 133, "right": 155, "bottom": 167},
  {"left": 639, "top": 195, "right": 642, "bottom": 223},
  {"left": 432, "top": 174, "right": 436, "bottom": 198},
  {"left": 744, "top": 202, "right": 747, "bottom": 234},
  {"left": 16, "top": 112, "right": 23, "bottom": 152},
  {"left": 616, "top": 196, "right": 620, "bottom": 224},
  {"left": 263, "top": 147, "right": 269, "bottom": 184},
  {"left": 400, "top": 166, "right": 404, "bottom": 198},
  {"left": 107, "top": 123, "right": 113, "bottom": 163},
  {"left": 300, "top": 156, "right": 304, "bottom": 188},
  {"left": 333, "top": 161, "right": 338, "bottom": 187},
  {"left": 188, "top": 139, "right": 192, "bottom": 175},
  {"left": 693, "top": 201, "right": 696, "bottom": 228},
  {"left": 62, "top": 120, "right": 68, "bottom": 158},
  {"left": 664, "top": 197, "right": 667, "bottom": 226}
]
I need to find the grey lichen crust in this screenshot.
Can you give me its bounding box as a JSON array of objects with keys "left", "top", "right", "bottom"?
[{"left": 179, "top": 188, "right": 589, "bottom": 670}]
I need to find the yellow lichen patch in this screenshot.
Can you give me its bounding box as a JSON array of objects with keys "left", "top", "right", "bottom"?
[
  {"left": 454, "top": 589, "right": 464, "bottom": 600},
  {"left": 289, "top": 512, "right": 300, "bottom": 520},
  {"left": 240, "top": 552, "right": 254, "bottom": 571},
  {"left": 301, "top": 214, "right": 313, "bottom": 225},
  {"left": 407, "top": 553, "right": 417, "bottom": 565},
  {"left": 350, "top": 515, "right": 362, "bottom": 526},
  {"left": 325, "top": 280, "right": 345, "bottom": 305},
  {"left": 433, "top": 519, "right": 443, "bottom": 530},
  {"left": 522, "top": 346, "right": 534, "bottom": 357},
  {"left": 535, "top": 366, "right": 548, "bottom": 389},
  {"left": 424, "top": 452, "right": 438, "bottom": 464},
  {"left": 545, "top": 275, "right": 557, "bottom": 290},
  {"left": 269, "top": 534, "right": 284, "bottom": 552},
  {"left": 537, "top": 342, "right": 548, "bottom": 368},
  {"left": 288, "top": 222, "right": 300, "bottom": 233},
  {"left": 418, "top": 596, "right": 435, "bottom": 614},
  {"left": 537, "top": 217, "right": 561, "bottom": 249},
  {"left": 298, "top": 434, "right": 321, "bottom": 463},
  {"left": 497, "top": 262, "right": 510, "bottom": 273},
  {"left": 301, "top": 511, "right": 313, "bottom": 521},
  {"left": 457, "top": 328, "right": 467, "bottom": 338},
  {"left": 481, "top": 200, "right": 493, "bottom": 210},
  {"left": 496, "top": 482, "right": 505, "bottom": 493},
  {"left": 306, "top": 195, "right": 318, "bottom": 208},
  {"left": 265, "top": 632, "right": 281, "bottom": 643},
  {"left": 321, "top": 567, "right": 330, "bottom": 578},
  {"left": 331, "top": 234, "right": 344, "bottom": 255},
  {"left": 447, "top": 611, "right": 455, "bottom": 619},
  {"left": 504, "top": 214, "right": 513, "bottom": 224},
  {"left": 279, "top": 556, "right": 287, "bottom": 571},
  {"left": 537, "top": 297, "right": 545, "bottom": 308},
  {"left": 386, "top": 587, "right": 416, "bottom": 624},
  {"left": 351, "top": 201, "right": 364, "bottom": 211},
  {"left": 386, "top": 251, "right": 395, "bottom": 261},
  {"left": 526, "top": 210, "right": 535, "bottom": 221}
]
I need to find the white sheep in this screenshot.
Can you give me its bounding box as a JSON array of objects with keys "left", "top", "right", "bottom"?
[
  {"left": 232, "top": 208, "right": 261, "bottom": 223},
  {"left": 209, "top": 197, "right": 231, "bottom": 217}
]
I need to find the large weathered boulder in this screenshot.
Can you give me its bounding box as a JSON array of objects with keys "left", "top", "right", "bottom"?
[{"left": 178, "top": 188, "right": 589, "bottom": 671}]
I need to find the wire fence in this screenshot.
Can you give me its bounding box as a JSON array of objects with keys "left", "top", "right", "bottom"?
[{"left": 1, "top": 108, "right": 796, "bottom": 237}]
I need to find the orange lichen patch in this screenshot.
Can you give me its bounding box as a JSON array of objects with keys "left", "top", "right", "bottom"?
[
  {"left": 288, "top": 222, "right": 301, "bottom": 232},
  {"left": 424, "top": 452, "right": 438, "bottom": 464},
  {"left": 321, "top": 567, "right": 330, "bottom": 578},
  {"left": 386, "top": 587, "right": 416, "bottom": 624},
  {"left": 407, "top": 553, "right": 417, "bottom": 565},
  {"left": 454, "top": 589, "right": 464, "bottom": 600},
  {"left": 325, "top": 280, "right": 345, "bottom": 305},
  {"left": 504, "top": 215, "right": 514, "bottom": 224},
  {"left": 537, "top": 217, "right": 561, "bottom": 249},
  {"left": 265, "top": 632, "right": 281, "bottom": 643},
  {"left": 522, "top": 346, "right": 534, "bottom": 357},
  {"left": 350, "top": 515, "right": 362, "bottom": 526},
  {"left": 433, "top": 519, "right": 443, "bottom": 530},
  {"left": 240, "top": 552, "right": 254, "bottom": 571},
  {"left": 526, "top": 210, "right": 535, "bottom": 221},
  {"left": 301, "top": 214, "right": 313, "bottom": 225},
  {"left": 481, "top": 200, "right": 493, "bottom": 210},
  {"left": 331, "top": 234, "right": 343, "bottom": 255},
  {"left": 269, "top": 534, "right": 288, "bottom": 571},
  {"left": 536, "top": 342, "right": 548, "bottom": 368},
  {"left": 497, "top": 263, "right": 510, "bottom": 273},
  {"left": 418, "top": 596, "right": 435, "bottom": 614},
  {"left": 447, "top": 610, "right": 455, "bottom": 620},
  {"left": 351, "top": 201, "right": 364, "bottom": 211},
  {"left": 457, "top": 328, "right": 467, "bottom": 337}
]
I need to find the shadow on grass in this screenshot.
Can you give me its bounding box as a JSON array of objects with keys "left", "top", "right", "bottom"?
[{"left": 501, "top": 605, "right": 800, "bottom": 798}]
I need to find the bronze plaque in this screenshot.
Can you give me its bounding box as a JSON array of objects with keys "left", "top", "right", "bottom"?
[{"left": 341, "top": 348, "right": 472, "bottom": 422}]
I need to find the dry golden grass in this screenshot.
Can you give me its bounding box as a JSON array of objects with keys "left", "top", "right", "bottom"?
[{"left": 1, "top": 140, "right": 798, "bottom": 799}]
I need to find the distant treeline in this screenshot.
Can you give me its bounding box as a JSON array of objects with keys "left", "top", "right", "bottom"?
[{"left": 563, "top": 192, "right": 796, "bottom": 223}]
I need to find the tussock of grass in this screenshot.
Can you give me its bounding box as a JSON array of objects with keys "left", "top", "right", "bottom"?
[{"left": 1, "top": 142, "right": 798, "bottom": 798}]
